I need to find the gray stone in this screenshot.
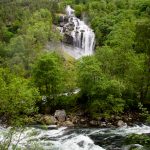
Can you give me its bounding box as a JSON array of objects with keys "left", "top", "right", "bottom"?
[
  {"left": 115, "top": 116, "right": 121, "bottom": 120},
  {"left": 60, "top": 22, "right": 65, "bottom": 27},
  {"left": 63, "top": 34, "right": 74, "bottom": 45},
  {"left": 80, "top": 30, "right": 85, "bottom": 32},
  {"left": 63, "top": 121, "right": 74, "bottom": 127},
  {"left": 90, "top": 120, "right": 98, "bottom": 126},
  {"left": 101, "top": 122, "right": 107, "bottom": 127},
  {"left": 54, "top": 110, "right": 66, "bottom": 122},
  {"left": 117, "top": 120, "right": 126, "bottom": 127},
  {"left": 40, "top": 115, "right": 57, "bottom": 125},
  {"left": 59, "top": 16, "right": 65, "bottom": 22}
]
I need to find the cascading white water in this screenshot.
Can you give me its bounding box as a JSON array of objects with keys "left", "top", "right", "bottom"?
[
  {"left": 66, "top": 5, "right": 75, "bottom": 16},
  {"left": 62, "top": 5, "right": 95, "bottom": 58},
  {"left": 1, "top": 125, "right": 150, "bottom": 149}
]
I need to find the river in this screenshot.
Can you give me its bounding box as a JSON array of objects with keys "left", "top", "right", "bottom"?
[{"left": 0, "top": 125, "right": 150, "bottom": 150}]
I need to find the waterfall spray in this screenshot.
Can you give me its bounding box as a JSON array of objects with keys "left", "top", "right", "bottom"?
[{"left": 61, "top": 5, "right": 95, "bottom": 58}]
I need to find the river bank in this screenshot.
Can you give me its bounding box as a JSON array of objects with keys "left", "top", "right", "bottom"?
[{"left": 0, "top": 109, "right": 143, "bottom": 129}]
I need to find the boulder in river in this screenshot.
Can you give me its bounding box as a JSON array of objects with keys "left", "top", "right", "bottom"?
[
  {"left": 54, "top": 110, "right": 66, "bottom": 122},
  {"left": 89, "top": 120, "right": 99, "bottom": 126},
  {"left": 63, "top": 121, "right": 74, "bottom": 127},
  {"left": 40, "top": 115, "right": 57, "bottom": 125},
  {"left": 117, "top": 120, "right": 126, "bottom": 127}
]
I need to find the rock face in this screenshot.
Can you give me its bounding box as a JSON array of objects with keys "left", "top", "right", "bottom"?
[
  {"left": 54, "top": 110, "right": 66, "bottom": 122},
  {"left": 63, "top": 33, "right": 74, "bottom": 45}
]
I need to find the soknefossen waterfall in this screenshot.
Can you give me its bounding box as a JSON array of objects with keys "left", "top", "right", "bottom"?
[{"left": 60, "top": 5, "right": 95, "bottom": 59}]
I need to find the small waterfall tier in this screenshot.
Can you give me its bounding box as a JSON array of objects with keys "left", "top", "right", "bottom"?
[{"left": 59, "top": 5, "right": 95, "bottom": 58}]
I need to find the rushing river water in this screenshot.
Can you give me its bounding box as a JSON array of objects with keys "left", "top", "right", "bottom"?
[{"left": 0, "top": 125, "right": 150, "bottom": 150}]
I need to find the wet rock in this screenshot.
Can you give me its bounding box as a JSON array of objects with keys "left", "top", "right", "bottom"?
[
  {"left": 59, "top": 16, "right": 65, "bottom": 22},
  {"left": 124, "top": 116, "right": 132, "bottom": 122},
  {"left": 80, "top": 30, "right": 85, "bottom": 32},
  {"left": 117, "top": 120, "right": 126, "bottom": 127},
  {"left": 111, "top": 115, "right": 115, "bottom": 119},
  {"left": 40, "top": 115, "right": 57, "bottom": 125},
  {"left": 71, "top": 116, "right": 79, "bottom": 124},
  {"left": 107, "top": 122, "right": 113, "bottom": 127},
  {"left": 63, "top": 34, "right": 74, "bottom": 45},
  {"left": 64, "top": 16, "right": 69, "bottom": 23},
  {"left": 60, "top": 22, "right": 65, "bottom": 27},
  {"left": 78, "top": 141, "right": 84, "bottom": 147},
  {"left": 115, "top": 116, "right": 121, "bottom": 120},
  {"left": 89, "top": 120, "right": 98, "bottom": 126},
  {"left": 54, "top": 110, "right": 66, "bottom": 122},
  {"left": 50, "top": 116, "right": 58, "bottom": 124},
  {"left": 66, "top": 23, "right": 74, "bottom": 31},
  {"left": 101, "top": 122, "right": 107, "bottom": 127},
  {"left": 63, "top": 121, "right": 74, "bottom": 127},
  {"left": 80, "top": 118, "right": 87, "bottom": 123}
]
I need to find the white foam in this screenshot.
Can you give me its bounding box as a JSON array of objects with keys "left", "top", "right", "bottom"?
[
  {"left": 1, "top": 125, "right": 149, "bottom": 149},
  {"left": 88, "top": 125, "right": 150, "bottom": 136},
  {"left": 66, "top": 5, "right": 75, "bottom": 16},
  {"left": 62, "top": 5, "right": 95, "bottom": 59},
  {"left": 112, "top": 125, "right": 150, "bottom": 136},
  {"left": 61, "top": 135, "right": 105, "bottom": 150},
  {"left": 0, "top": 126, "right": 104, "bottom": 150}
]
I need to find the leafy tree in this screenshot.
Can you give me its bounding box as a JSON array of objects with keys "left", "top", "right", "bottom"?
[
  {"left": 77, "top": 56, "right": 101, "bottom": 95},
  {"left": 77, "top": 56, "right": 125, "bottom": 118},
  {"left": 106, "top": 19, "right": 135, "bottom": 51},
  {"left": 32, "top": 52, "right": 64, "bottom": 99},
  {"left": 0, "top": 68, "right": 39, "bottom": 124},
  {"left": 135, "top": 18, "right": 150, "bottom": 102}
]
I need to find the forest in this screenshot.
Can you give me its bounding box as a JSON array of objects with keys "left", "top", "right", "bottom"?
[{"left": 0, "top": 0, "right": 150, "bottom": 127}]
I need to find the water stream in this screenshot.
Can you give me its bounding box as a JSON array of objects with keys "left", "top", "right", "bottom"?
[
  {"left": 0, "top": 125, "right": 150, "bottom": 150},
  {"left": 59, "top": 5, "right": 95, "bottom": 59}
]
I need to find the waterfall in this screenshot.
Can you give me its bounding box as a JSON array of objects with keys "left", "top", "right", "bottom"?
[
  {"left": 65, "top": 5, "right": 75, "bottom": 16},
  {"left": 61, "top": 5, "right": 95, "bottom": 58}
]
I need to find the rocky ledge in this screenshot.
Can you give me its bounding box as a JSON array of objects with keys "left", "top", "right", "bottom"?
[
  {"left": 32, "top": 110, "right": 140, "bottom": 128},
  {"left": 56, "top": 14, "right": 74, "bottom": 45}
]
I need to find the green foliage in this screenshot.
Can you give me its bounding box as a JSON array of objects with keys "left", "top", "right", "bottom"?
[
  {"left": 77, "top": 56, "right": 125, "bottom": 118},
  {"left": 1, "top": 26, "right": 14, "bottom": 42},
  {"left": 26, "top": 9, "right": 53, "bottom": 45},
  {"left": 32, "top": 52, "right": 64, "bottom": 98},
  {"left": 74, "top": 4, "right": 85, "bottom": 18},
  {"left": 0, "top": 68, "right": 40, "bottom": 124},
  {"left": 138, "top": 102, "right": 149, "bottom": 121},
  {"left": 125, "top": 134, "right": 150, "bottom": 147},
  {"left": 77, "top": 56, "right": 102, "bottom": 96}
]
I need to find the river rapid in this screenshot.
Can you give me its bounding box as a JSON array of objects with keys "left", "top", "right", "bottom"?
[{"left": 0, "top": 125, "right": 150, "bottom": 150}]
